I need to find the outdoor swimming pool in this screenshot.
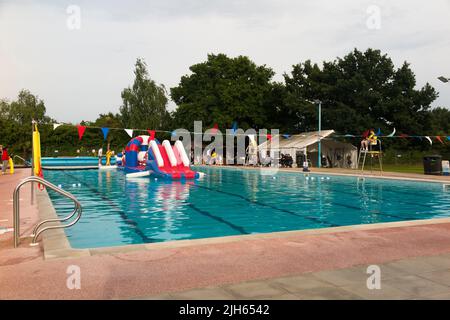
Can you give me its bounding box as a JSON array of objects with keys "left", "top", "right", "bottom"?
[{"left": 43, "top": 167, "right": 450, "bottom": 249}]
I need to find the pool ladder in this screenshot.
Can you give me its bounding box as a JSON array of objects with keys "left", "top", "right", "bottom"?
[
  {"left": 13, "top": 155, "right": 31, "bottom": 167},
  {"left": 13, "top": 176, "right": 82, "bottom": 248}
]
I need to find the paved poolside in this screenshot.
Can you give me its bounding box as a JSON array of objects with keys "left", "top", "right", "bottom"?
[
  {"left": 1, "top": 168, "right": 450, "bottom": 299},
  {"left": 143, "top": 253, "right": 450, "bottom": 300}
]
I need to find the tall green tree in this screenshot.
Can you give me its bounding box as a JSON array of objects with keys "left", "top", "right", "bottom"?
[
  {"left": 430, "top": 107, "right": 450, "bottom": 134},
  {"left": 283, "top": 48, "right": 438, "bottom": 137},
  {"left": 0, "top": 90, "right": 53, "bottom": 157},
  {"left": 119, "top": 58, "right": 170, "bottom": 130},
  {"left": 171, "top": 53, "right": 281, "bottom": 130}
]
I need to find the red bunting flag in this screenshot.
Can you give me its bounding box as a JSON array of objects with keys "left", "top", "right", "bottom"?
[
  {"left": 76, "top": 125, "right": 86, "bottom": 141},
  {"left": 362, "top": 130, "right": 370, "bottom": 138},
  {"left": 436, "top": 136, "right": 445, "bottom": 144},
  {"left": 267, "top": 134, "right": 272, "bottom": 141},
  {"left": 147, "top": 130, "right": 155, "bottom": 140},
  {"left": 211, "top": 123, "right": 219, "bottom": 135},
  {"left": 399, "top": 134, "right": 409, "bottom": 139}
]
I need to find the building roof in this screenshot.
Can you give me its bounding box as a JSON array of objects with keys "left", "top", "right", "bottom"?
[{"left": 258, "top": 130, "right": 338, "bottom": 150}]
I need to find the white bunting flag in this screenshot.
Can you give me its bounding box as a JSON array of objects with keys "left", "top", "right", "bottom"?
[
  {"left": 125, "top": 129, "right": 133, "bottom": 137},
  {"left": 53, "top": 123, "right": 62, "bottom": 130},
  {"left": 425, "top": 136, "right": 432, "bottom": 145},
  {"left": 387, "top": 128, "right": 396, "bottom": 137}
]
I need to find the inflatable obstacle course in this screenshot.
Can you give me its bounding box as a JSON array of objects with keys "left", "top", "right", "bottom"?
[{"left": 119, "top": 135, "right": 199, "bottom": 180}]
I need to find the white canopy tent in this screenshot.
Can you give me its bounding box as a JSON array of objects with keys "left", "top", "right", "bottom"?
[{"left": 258, "top": 130, "right": 358, "bottom": 169}]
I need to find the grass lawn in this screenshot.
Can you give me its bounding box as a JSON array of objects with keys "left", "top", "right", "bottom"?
[
  {"left": 380, "top": 164, "right": 424, "bottom": 174},
  {"left": 361, "top": 161, "right": 424, "bottom": 174}
]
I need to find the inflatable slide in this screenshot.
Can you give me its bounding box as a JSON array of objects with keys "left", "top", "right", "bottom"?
[{"left": 120, "top": 135, "right": 199, "bottom": 180}]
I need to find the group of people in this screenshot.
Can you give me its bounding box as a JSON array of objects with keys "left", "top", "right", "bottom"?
[{"left": 0, "top": 145, "right": 12, "bottom": 175}]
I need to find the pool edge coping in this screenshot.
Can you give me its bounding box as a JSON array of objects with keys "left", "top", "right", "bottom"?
[
  {"left": 37, "top": 184, "right": 450, "bottom": 260},
  {"left": 197, "top": 165, "right": 450, "bottom": 184}
]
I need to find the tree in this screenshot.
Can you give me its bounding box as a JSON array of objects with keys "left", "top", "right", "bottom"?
[
  {"left": 119, "top": 58, "right": 169, "bottom": 130},
  {"left": 430, "top": 107, "right": 450, "bottom": 134},
  {"left": 283, "top": 48, "right": 438, "bottom": 138},
  {"left": 93, "top": 112, "right": 129, "bottom": 149},
  {"left": 0, "top": 90, "right": 53, "bottom": 157},
  {"left": 171, "top": 53, "right": 281, "bottom": 130},
  {"left": 9, "top": 90, "right": 51, "bottom": 125}
]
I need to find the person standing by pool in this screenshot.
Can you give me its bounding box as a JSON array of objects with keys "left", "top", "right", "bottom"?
[
  {"left": 1, "top": 147, "right": 9, "bottom": 175},
  {"left": 210, "top": 150, "right": 217, "bottom": 165},
  {"left": 105, "top": 144, "right": 112, "bottom": 166},
  {"left": 98, "top": 147, "right": 103, "bottom": 166}
]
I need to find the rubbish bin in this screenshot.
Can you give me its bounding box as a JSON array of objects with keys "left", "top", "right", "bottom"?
[
  {"left": 442, "top": 160, "right": 450, "bottom": 176},
  {"left": 423, "top": 155, "right": 442, "bottom": 175}
]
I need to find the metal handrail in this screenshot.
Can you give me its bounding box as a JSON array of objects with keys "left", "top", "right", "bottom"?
[
  {"left": 13, "top": 176, "right": 82, "bottom": 247},
  {"left": 13, "top": 155, "right": 31, "bottom": 166}
]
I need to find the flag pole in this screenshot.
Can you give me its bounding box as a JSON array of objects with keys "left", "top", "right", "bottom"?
[{"left": 31, "top": 119, "right": 35, "bottom": 205}]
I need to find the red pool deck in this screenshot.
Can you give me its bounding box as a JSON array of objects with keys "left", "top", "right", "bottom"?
[{"left": 1, "top": 169, "right": 450, "bottom": 299}]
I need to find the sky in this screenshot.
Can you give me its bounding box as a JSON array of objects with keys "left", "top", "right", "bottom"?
[{"left": 1, "top": 0, "right": 450, "bottom": 123}]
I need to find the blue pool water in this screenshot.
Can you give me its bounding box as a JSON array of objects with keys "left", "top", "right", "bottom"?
[
  {"left": 42, "top": 157, "right": 116, "bottom": 167},
  {"left": 43, "top": 167, "right": 450, "bottom": 249}
]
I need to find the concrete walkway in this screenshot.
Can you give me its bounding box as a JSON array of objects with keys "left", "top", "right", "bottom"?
[{"left": 142, "top": 253, "right": 450, "bottom": 300}]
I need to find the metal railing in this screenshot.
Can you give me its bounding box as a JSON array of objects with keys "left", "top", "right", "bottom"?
[
  {"left": 13, "top": 155, "right": 31, "bottom": 166},
  {"left": 13, "top": 176, "right": 82, "bottom": 247}
]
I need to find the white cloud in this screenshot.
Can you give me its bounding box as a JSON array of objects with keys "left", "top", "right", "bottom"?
[{"left": 1, "top": 0, "right": 449, "bottom": 122}]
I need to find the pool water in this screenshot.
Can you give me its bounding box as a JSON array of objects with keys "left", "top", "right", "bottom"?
[{"left": 43, "top": 167, "right": 450, "bottom": 249}]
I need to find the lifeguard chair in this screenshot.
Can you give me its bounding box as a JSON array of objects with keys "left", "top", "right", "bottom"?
[{"left": 357, "top": 134, "right": 383, "bottom": 175}]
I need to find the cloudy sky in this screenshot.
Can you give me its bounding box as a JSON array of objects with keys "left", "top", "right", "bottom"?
[{"left": 1, "top": 0, "right": 449, "bottom": 123}]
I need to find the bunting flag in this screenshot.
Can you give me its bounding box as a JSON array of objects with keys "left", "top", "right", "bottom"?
[
  {"left": 231, "top": 121, "right": 238, "bottom": 134},
  {"left": 387, "top": 128, "right": 396, "bottom": 137},
  {"left": 362, "top": 130, "right": 370, "bottom": 138},
  {"left": 436, "top": 136, "right": 445, "bottom": 144},
  {"left": 147, "top": 130, "right": 155, "bottom": 140},
  {"left": 76, "top": 125, "right": 86, "bottom": 141},
  {"left": 36, "top": 122, "right": 450, "bottom": 144},
  {"left": 211, "top": 123, "right": 219, "bottom": 135},
  {"left": 101, "top": 127, "right": 109, "bottom": 141},
  {"left": 124, "top": 129, "right": 133, "bottom": 137},
  {"left": 248, "top": 134, "right": 256, "bottom": 145}
]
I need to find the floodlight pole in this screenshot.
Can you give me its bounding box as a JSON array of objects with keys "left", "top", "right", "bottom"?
[{"left": 316, "top": 100, "right": 322, "bottom": 168}]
